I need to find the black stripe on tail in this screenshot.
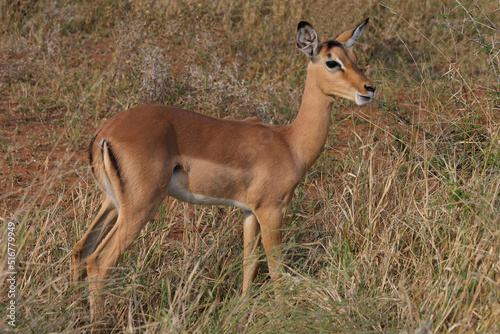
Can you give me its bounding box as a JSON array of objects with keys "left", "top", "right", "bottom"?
[
  {"left": 100, "top": 139, "right": 123, "bottom": 186},
  {"left": 88, "top": 134, "right": 97, "bottom": 175},
  {"left": 106, "top": 143, "right": 122, "bottom": 183}
]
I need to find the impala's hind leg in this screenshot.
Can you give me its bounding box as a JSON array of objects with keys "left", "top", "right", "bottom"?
[
  {"left": 72, "top": 196, "right": 118, "bottom": 283},
  {"left": 85, "top": 195, "right": 164, "bottom": 321}
]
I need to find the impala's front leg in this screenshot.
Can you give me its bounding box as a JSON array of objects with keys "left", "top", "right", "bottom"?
[
  {"left": 255, "top": 208, "right": 284, "bottom": 283},
  {"left": 242, "top": 212, "right": 261, "bottom": 294}
]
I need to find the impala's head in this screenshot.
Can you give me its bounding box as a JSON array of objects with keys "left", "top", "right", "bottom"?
[{"left": 297, "top": 18, "right": 375, "bottom": 106}]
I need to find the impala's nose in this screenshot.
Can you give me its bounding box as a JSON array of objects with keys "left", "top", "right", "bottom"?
[{"left": 364, "top": 84, "right": 376, "bottom": 93}]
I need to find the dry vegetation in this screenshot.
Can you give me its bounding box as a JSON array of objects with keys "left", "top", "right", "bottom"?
[{"left": 1, "top": 0, "right": 499, "bottom": 333}]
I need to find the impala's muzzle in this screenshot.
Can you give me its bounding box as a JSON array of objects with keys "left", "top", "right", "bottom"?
[
  {"left": 355, "top": 92, "right": 374, "bottom": 106},
  {"left": 355, "top": 84, "right": 375, "bottom": 106}
]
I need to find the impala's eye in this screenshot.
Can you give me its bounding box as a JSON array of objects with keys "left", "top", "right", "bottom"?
[{"left": 326, "top": 60, "right": 341, "bottom": 69}]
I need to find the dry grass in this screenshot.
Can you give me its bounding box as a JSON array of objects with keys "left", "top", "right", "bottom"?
[{"left": 1, "top": 0, "right": 499, "bottom": 332}]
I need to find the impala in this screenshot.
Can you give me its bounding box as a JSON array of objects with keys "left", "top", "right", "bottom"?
[{"left": 73, "top": 18, "right": 375, "bottom": 320}]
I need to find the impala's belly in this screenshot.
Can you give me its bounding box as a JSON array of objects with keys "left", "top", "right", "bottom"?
[{"left": 166, "top": 165, "right": 251, "bottom": 211}]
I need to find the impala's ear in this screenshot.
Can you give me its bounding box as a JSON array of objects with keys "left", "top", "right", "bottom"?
[
  {"left": 336, "top": 17, "right": 369, "bottom": 48},
  {"left": 297, "top": 21, "right": 320, "bottom": 60}
]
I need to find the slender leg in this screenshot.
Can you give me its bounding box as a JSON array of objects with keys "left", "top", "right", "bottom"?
[
  {"left": 85, "top": 197, "right": 163, "bottom": 321},
  {"left": 255, "top": 209, "right": 284, "bottom": 282},
  {"left": 72, "top": 196, "right": 118, "bottom": 283},
  {"left": 242, "top": 211, "right": 261, "bottom": 294}
]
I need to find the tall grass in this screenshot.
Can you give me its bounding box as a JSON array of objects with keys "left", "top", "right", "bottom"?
[{"left": 1, "top": 0, "right": 499, "bottom": 332}]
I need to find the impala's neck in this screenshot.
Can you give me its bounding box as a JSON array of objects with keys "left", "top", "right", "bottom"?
[{"left": 287, "top": 64, "right": 333, "bottom": 174}]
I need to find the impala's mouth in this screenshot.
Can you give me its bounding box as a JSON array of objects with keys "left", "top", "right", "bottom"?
[{"left": 355, "top": 92, "right": 374, "bottom": 106}]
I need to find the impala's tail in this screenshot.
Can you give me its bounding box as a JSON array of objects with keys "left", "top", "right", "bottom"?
[{"left": 89, "top": 135, "right": 121, "bottom": 213}]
